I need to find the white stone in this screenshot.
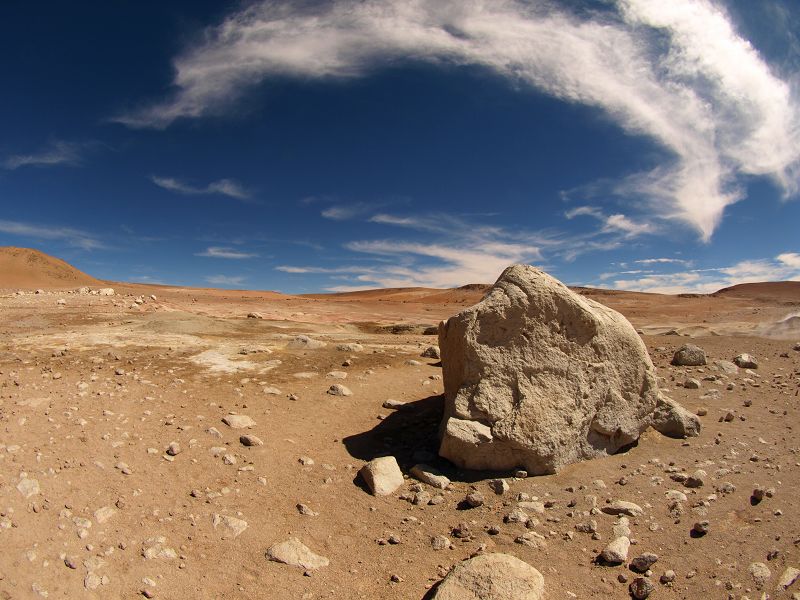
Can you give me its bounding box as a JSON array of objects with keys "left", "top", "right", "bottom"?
[
  {"left": 266, "top": 538, "right": 329, "bottom": 570},
  {"left": 360, "top": 457, "right": 404, "bottom": 496}
]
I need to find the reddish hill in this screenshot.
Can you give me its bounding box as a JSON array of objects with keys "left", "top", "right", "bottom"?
[
  {"left": 0, "top": 247, "right": 102, "bottom": 289},
  {"left": 712, "top": 281, "right": 800, "bottom": 303}
]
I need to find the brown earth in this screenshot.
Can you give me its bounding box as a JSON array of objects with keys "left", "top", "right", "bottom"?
[{"left": 0, "top": 250, "right": 799, "bottom": 599}]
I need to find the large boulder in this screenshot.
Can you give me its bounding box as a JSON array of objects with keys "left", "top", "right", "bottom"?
[
  {"left": 438, "top": 265, "right": 664, "bottom": 475},
  {"left": 432, "top": 553, "right": 544, "bottom": 600}
]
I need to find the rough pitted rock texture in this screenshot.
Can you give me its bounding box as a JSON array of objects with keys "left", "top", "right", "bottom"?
[
  {"left": 671, "top": 344, "right": 707, "bottom": 366},
  {"left": 438, "top": 265, "right": 662, "bottom": 475},
  {"left": 432, "top": 553, "right": 544, "bottom": 600}
]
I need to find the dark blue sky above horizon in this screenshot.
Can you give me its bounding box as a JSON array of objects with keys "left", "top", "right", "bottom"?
[{"left": 1, "top": 0, "right": 799, "bottom": 293}]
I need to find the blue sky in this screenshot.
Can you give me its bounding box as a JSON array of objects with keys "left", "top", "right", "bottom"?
[{"left": 1, "top": 0, "right": 799, "bottom": 294}]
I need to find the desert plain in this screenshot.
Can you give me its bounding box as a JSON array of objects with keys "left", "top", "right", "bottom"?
[{"left": 0, "top": 247, "right": 799, "bottom": 599}]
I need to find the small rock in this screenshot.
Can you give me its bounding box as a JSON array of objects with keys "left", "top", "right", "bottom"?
[
  {"left": 431, "top": 535, "right": 452, "bottom": 550},
  {"left": 221, "top": 414, "right": 256, "bottom": 429},
  {"left": 749, "top": 562, "right": 771, "bottom": 588},
  {"left": 212, "top": 514, "right": 248, "bottom": 538},
  {"left": 327, "top": 384, "right": 353, "bottom": 397},
  {"left": 359, "top": 456, "right": 404, "bottom": 496},
  {"left": 421, "top": 346, "right": 440, "bottom": 359},
  {"left": 600, "top": 536, "right": 630, "bottom": 564},
  {"left": 672, "top": 344, "right": 706, "bottom": 366},
  {"left": 240, "top": 434, "right": 264, "bottom": 447},
  {"left": 489, "top": 479, "right": 509, "bottom": 495},
  {"left": 629, "top": 577, "right": 655, "bottom": 599},
  {"left": 692, "top": 520, "right": 709, "bottom": 536},
  {"left": 166, "top": 442, "right": 181, "bottom": 456},
  {"left": 410, "top": 464, "right": 450, "bottom": 489},
  {"left": 683, "top": 378, "right": 701, "bottom": 389},
  {"left": 266, "top": 538, "right": 329, "bottom": 570},
  {"left": 601, "top": 500, "right": 643, "bottom": 517},
  {"left": 777, "top": 567, "right": 800, "bottom": 591},
  {"left": 630, "top": 553, "right": 659, "bottom": 573},
  {"left": 465, "top": 492, "right": 484, "bottom": 508},
  {"left": 734, "top": 353, "right": 758, "bottom": 369}
]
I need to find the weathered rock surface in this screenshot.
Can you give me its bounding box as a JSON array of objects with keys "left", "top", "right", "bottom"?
[
  {"left": 432, "top": 553, "right": 544, "bottom": 600},
  {"left": 437, "top": 265, "right": 665, "bottom": 474},
  {"left": 672, "top": 344, "right": 707, "bottom": 366}
]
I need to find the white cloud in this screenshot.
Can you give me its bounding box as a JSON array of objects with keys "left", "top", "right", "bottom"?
[
  {"left": 0, "top": 219, "right": 104, "bottom": 250},
  {"left": 777, "top": 252, "right": 800, "bottom": 268},
  {"left": 196, "top": 246, "right": 257, "bottom": 259},
  {"left": 320, "top": 203, "right": 377, "bottom": 220},
  {"left": 3, "top": 140, "right": 86, "bottom": 169},
  {"left": 115, "top": 0, "right": 800, "bottom": 239},
  {"left": 275, "top": 265, "right": 374, "bottom": 274},
  {"left": 634, "top": 257, "right": 689, "bottom": 265},
  {"left": 611, "top": 252, "right": 800, "bottom": 293},
  {"left": 151, "top": 175, "right": 251, "bottom": 200},
  {"left": 205, "top": 274, "right": 246, "bottom": 286},
  {"left": 565, "top": 206, "right": 655, "bottom": 239},
  {"left": 279, "top": 211, "right": 542, "bottom": 288}
]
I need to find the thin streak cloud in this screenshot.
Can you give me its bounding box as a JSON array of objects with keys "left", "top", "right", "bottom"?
[
  {"left": 196, "top": 246, "right": 258, "bottom": 259},
  {"left": 3, "top": 140, "right": 87, "bottom": 170},
  {"left": 151, "top": 175, "right": 252, "bottom": 200}
]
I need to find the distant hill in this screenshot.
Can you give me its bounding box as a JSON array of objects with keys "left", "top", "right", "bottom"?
[
  {"left": 0, "top": 247, "right": 102, "bottom": 289},
  {"left": 712, "top": 281, "right": 800, "bottom": 303}
]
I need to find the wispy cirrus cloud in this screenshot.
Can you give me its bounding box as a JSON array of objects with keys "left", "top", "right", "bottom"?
[
  {"left": 321, "top": 203, "right": 376, "bottom": 221},
  {"left": 205, "top": 274, "right": 246, "bottom": 286},
  {"left": 634, "top": 257, "right": 689, "bottom": 265},
  {"left": 115, "top": 0, "right": 800, "bottom": 240},
  {"left": 0, "top": 219, "right": 104, "bottom": 250},
  {"left": 3, "top": 140, "right": 89, "bottom": 170},
  {"left": 196, "top": 246, "right": 257, "bottom": 259},
  {"left": 150, "top": 175, "right": 252, "bottom": 200},
  {"left": 279, "top": 211, "right": 542, "bottom": 288},
  {"left": 565, "top": 205, "right": 655, "bottom": 238},
  {"left": 610, "top": 252, "right": 800, "bottom": 294}
]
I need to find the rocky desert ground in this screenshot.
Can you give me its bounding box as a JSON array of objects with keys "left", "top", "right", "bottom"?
[{"left": 1, "top": 247, "right": 799, "bottom": 599}]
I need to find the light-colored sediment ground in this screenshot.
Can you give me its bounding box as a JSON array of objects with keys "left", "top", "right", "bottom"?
[{"left": 0, "top": 278, "right": 799, "bottom": 599}]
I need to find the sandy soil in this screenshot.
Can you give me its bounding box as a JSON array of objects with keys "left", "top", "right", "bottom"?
[{"left": 1, "top": 252, "right": 799, "bottom": 599}]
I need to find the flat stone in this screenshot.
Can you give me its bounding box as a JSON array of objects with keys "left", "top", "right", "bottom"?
[
  {"left": 410, "top": 464, "right": 450, "bottom": 489},
  {"left": 266, "top": 538, "right": 329, "bottom": 570},
  {"left": 240, "top": 434, "right": 264, "bottom": 446},
  {"left": 17, "top": 477, "right": 40, "bottom": 498},
  {"left": 327, "top": 384, "right": 353, "bottom": 396},
  {"left": 601, "top": 500, "right": 643, "bottom": 517},
  {"left": 222, "top": 414, "right": 256, "bottom": 429},
  {"left": 93, "top": 506, "right": 116, "bottom": 524},
  {"left": 777, "top": 567, "right": 800, "bottom": 591},
  {"left": 212, "top": 513, "right": 248, "bottom": 538}
]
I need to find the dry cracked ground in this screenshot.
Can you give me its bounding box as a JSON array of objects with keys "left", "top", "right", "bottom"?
[{"left": 0, "top": 285, "right": 799, "bottom": 599}]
